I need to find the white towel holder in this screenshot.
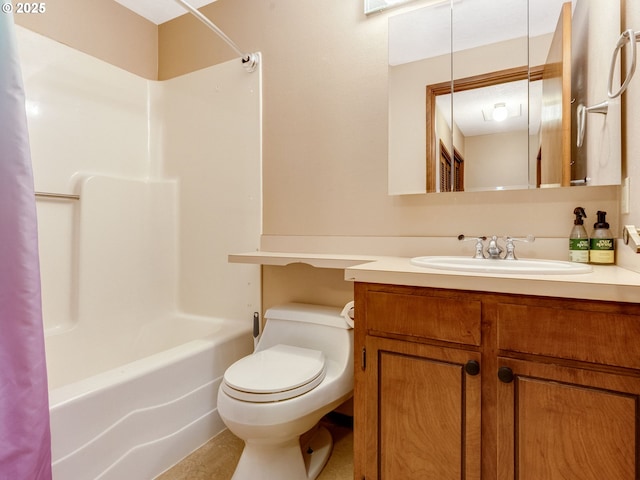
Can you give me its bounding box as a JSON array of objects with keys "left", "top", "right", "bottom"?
[
  {"left": 577, "top": 27, "right": 640, "bottom": 148},
  {"left": 608, "top": 28, "right": 640, "bottom": 99},
  {"left": 576, "top": 100, "right": 608, "bottom": 147}
]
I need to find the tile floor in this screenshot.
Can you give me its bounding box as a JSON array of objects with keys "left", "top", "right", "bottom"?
[{"left": 156, "top": 414, "right": 353, "bottom": 480}]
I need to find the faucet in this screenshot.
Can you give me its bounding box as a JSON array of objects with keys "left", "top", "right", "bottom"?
[
  {"left": 486, "top": 235, "right": 503, "bottom": 259},
  {"left": 458, "top": 234, "right": 487, "bottom": 259},
  {"left": 504, "top": 238, "right": 516, "bottom": 260},
  {"left": 503, "top": 235, "right": 536, "bottom": 260},
  {"left": 459, "top": 234, "right": 535, "bottom": 260}
]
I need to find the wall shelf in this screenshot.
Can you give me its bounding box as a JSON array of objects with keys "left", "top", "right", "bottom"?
[{"left": 228, "top": 251, "right": 378, "bottom": 269}]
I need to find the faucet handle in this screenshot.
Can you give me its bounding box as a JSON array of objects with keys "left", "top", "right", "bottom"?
[
  {"left": 458, "top": 234, "right": 487, "bottom": 259},
  {"left": 503, "top": 235, "right": 535, "bottom": 260}
]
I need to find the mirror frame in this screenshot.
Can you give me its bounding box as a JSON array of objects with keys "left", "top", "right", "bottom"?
[{"left": 425, "top": 64, "right": 544, "bottom": 192}]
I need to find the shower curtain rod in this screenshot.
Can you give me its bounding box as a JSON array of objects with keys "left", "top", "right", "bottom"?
[{"left": 172, "top": 0, "right": 259, "bottom": 72}]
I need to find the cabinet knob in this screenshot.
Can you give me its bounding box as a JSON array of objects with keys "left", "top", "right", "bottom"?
[
  {"left": 498, "top": 366, "right": 514, "bottom": 383},
  {"left": 464, "top": 360, "right": 480, "bottom": 376}
]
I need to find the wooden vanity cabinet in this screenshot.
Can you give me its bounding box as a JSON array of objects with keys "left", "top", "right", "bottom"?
[
  {"left": 496, "top": 357, "right": 640, "bottom": 480},
  {"left": 495, "top": 301, "right": 640, "bottom": 480},
  {"left": 354, "top": 282, "right": 640, "bottom": 480},
  {"left": 354, "top": 283, "right": 484, "bottom": 480},
  {"left": 363, "top": 336, "right": 481, "bottom": 480}
]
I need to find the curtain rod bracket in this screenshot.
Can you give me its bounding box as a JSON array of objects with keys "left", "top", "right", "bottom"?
[
  {"left": 173, "top": 0, "right": 259, "bottom": 73},
  {"left": 241, "top": 53, "right": 259, "bottom": 73}
]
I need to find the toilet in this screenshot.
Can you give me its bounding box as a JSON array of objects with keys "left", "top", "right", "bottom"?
[{"left": 217, "top": 302, "right": 354, "bottom": 480}]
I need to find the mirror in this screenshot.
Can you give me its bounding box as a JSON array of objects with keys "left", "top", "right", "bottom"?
[{"left": 388, "top": 0, "right": 621, "bottom": 194}]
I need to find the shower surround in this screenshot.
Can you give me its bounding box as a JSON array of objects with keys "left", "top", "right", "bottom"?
[{"left": 17, "top": 26, "right": 261, "bottom": 479}]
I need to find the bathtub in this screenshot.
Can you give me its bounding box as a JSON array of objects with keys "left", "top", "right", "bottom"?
[{"left": 45, "top": 314, "right": 253, "bottom": 480}]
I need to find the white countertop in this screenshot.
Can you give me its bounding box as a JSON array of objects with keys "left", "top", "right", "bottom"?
[
  {"left": 229, "top": 251, "right": 640, "bottom": 303},
  {"left": 344, "top": 256, "right": 640, "bottom": 303}
]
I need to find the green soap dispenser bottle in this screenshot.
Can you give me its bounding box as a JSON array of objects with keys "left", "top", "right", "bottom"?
[
  {"left": 569, "top": 207, "right": 589, "bottom": 263},
  {"left": 589, "top": 210, "right": 615, "bottom": 264}
]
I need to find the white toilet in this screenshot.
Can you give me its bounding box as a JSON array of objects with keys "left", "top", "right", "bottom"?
[{"left": 217, "top": 302, "right": 354, "bottom": 480}]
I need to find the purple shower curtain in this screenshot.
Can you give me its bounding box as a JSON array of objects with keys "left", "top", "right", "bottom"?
[{"left": 0, "top": 13, "right": 52, "bottom": 480}]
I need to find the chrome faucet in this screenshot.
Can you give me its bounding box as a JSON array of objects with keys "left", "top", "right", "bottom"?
[
  {"left": 503, "top": 235, "right": 536, "bottom": 260},
  {"left": 458, "top": 234, "right": 487, "bottom": 259},
  {"left": 486, "top": 235, "right": 503, "bottom": 259},
  {"left": 459, "top": 234, "right": 535, "bottom": 259}
]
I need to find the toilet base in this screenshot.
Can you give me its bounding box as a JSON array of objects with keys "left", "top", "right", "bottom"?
[
  {"left": 231, "top": 425, "right": 333, "bottom": 480},
  {"left": 302, "top": 425, "right": 333, "bottom": 479}
]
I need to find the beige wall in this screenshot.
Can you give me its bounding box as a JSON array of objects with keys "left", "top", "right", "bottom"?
[
  {"left": 16, "top": 0, "right": 640, "bottom": 288},
  {"left": 15, "top": 0, "right": 157, "bottom": 79},
  {"left": 464, "top": 131, "right": 530, "bottom": 191},
  {"left": 156, "top": 0, "right": 623, "bottom": 242},
  {"left": 157, "top": 0, "right": 257, "bottom": 79}
]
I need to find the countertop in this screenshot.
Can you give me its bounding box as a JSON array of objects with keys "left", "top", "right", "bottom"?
[
  {"left": 229, "top": 251, "right": 640, "bottom": 303},
  {"left": 344, "top": 256, "right": 640, "bottom": 303}
]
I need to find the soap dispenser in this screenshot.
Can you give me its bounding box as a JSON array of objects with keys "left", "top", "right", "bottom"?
[
  {"left": 569, "top": 207, "right": 589, "bottom": 263},
  {"left": 589, "top": 210, "right": 615, "bottom": 264}
]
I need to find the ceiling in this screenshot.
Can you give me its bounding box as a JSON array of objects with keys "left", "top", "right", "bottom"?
[
  {"left": 389, "top": 0, "right": 573, "bottom": 65},
  {"left": 114, "top": 0, "right": 217, "bottom": 25}
]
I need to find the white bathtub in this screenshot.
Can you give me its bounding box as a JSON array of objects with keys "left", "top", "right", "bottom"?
[{"left": 45, "top": 314, "right": 253, "bottom": 480}]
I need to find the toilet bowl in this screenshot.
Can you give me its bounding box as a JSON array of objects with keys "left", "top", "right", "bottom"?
[{"left": 217, "top": 303, "right": 354, "bottom": 480}]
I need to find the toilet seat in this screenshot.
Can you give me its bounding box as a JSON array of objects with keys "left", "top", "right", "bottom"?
[{"left": 222, "top": 344, "right": 327, "bottom": 403}]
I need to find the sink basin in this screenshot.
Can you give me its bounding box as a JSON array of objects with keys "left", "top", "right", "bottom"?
[{"left": 410, "top": 256, "right": 593, "bottom": 275}]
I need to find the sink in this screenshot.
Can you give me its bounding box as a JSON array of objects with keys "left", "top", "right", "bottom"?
[{"left": 410, "top": 256, "right": 593, "bottom": 275}]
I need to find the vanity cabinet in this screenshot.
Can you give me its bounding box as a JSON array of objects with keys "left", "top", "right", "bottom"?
[
  {"left": 354, "top": 282, "right": 640, "bottom": 480},
  {"left": 496, "top": 357, "right": 639, "bottom": 480},
  {"left": 363, "top": 336, "right": 481, "bottom": 479}
]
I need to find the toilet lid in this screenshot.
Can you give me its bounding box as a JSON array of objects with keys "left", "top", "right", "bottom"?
[{"left": 222, "top": 344, "right": 327, "bottom": 403}]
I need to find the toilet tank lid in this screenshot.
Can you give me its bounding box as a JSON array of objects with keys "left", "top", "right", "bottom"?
[{"left": 265, "top": 302, "right": 351, "bottom": 329}]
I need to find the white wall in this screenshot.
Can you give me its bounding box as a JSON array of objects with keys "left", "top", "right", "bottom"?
[
  {"left": 17, "top": 26, "right": 158, "bottom": 334},
  {"left": 17, "top": 28, "right": 151, "bottom": 191},
  {"left": 17, "top": 26, "right": 261, "bottom": 334},
  {"left": 154, "top": 57, "right": 262, "bottom": 321}
]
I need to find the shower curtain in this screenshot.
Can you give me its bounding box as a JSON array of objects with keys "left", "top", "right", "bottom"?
[{"left": 0, "top": 13, "right": 52, "bottom": 480}]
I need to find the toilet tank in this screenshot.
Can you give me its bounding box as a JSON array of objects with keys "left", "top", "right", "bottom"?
[{"left": 256, "top": 303, "right": 353, "bottom": 365}]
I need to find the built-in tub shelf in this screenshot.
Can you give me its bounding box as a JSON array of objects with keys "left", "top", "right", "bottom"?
[{"left": 228, "top": 251, "right": 378, "bottom": 269}]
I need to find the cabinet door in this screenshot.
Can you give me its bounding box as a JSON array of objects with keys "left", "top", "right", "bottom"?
[
  {"left": 363, "top": 336, "right": 481, "bottom": 480},
  {"left": 497, "top": 357, "right": 640, "bottom": 480}
]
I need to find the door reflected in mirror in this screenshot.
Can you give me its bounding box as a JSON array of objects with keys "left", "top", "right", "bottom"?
[
  {"left": 388, "top": 0, "right": 621, "bottom": 195},
  {"left": 428, "top": 66, "right": 543, "bottom": 192}
]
